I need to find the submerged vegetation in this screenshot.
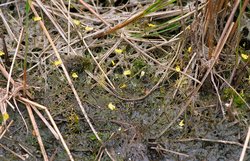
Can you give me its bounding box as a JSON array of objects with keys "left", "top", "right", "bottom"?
[{"left": 0, "top": 0, "right": 250, "bottom": 160}]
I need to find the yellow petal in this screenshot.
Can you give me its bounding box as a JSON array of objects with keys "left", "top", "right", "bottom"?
[
  {"left": 53, "top": 60, "right": 62, "bottom": 66},
  {"left": 3, "top": 112, "right": 9, "bottom": 121},
  {"left": 119, "top": 83, "right": 127, "bottom": 89},
  {"left": 175, "top": 66, "right": 181, "bottom": 72},
  {"left": 71, "top": 72, "right": 78, "bottom": 78},
  {"left": 179, "top": 120, "right": 184, "bottom": 127},
  {"left": 148, "top": 23, "right": 156, "bottom": 27},
  {"left": 33, "top": 16, "right": 42, "bottom": 21},
  {"left": 73, "top": 19, "right": 81, "bottom": 26},
  {"left": 108, "top": 103, "right": 116, "bottom": 110},
  {"left": 0, "top": 51, "right": 5, "bottom": 56},
  {"left": 115, "top": 48, "right": 123, "bottom": 54},
  {"left": 123, "top": 70, "right": 131, "bottom": 76},
  {"left": 241, "top": 53, "right": 249, "bottom": 60},
  {"left": 187, "top": 46, "right": 192, "bottom": 53},
  {"left": 85, "top": 26, "right": 93, "bottom": 31},
  {"left": 111, "top": 60, "right": 116, "bottom": 66}
]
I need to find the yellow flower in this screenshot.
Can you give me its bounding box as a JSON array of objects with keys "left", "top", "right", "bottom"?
[
  {"left": 85, "top": 26, "right": 94, "bottom": 31},
  {"left": 53, "top": 60, "right": 62, "bottom": 66},
  {"left": 148, "top": 23, "right": 156, "bottom": 27},
  {"left": 115, "top": 48, "right": 123, "bottom": 54},
  {"left": 123, "top": 70, "right": 131, "bottom": 76},
  {"left": 71, "top": 72, "right": 78, "bottom": 78},
  {"left": 175, "top": 65, "right": 181, "bottom": 72},
  {"left": 187, "top": 46, "right": 192, "bottom": 53},
  {"left": 73, "top": 19, "right": 81, "bottom": 26},
  {"left": 179, "top": 120, "right": 184, "bottom": 127},
  {"left": 119, "top": 83, "right": 127, "bottom": 89},
  {"left": 108, "top": 103, "right": 116, "bottom": 110},
  {"left": 33, "top": 16, "right": 42, "bottom": 21},
  {"left": 0, "top": 51, "right": 5, "bottom": 56},
  {"left": 2, "top": 112, "right": 9, "bottom": 121},
  {"left": 241, "top": 53, "right": 249, "bottom": 60},
  {"left": 111, "top": 60, "right": 116, "bottom": 66}
]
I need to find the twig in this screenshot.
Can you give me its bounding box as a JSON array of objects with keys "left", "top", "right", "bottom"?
[
  {"left": 94, "top": 11, "right": 144, "bottom": 38},
  {"left": 239, "top": 126, "right": 250, "bottom": 161},
  {"left": 12, "top": 99, "right": 29, "bottom": 134},
  {"left": 0, "top": 120, "right": 13, "bottom": 139},
  {"left": 26, "top": 104, "right": 49, "bottom": 161},
  {"left": 151, "top": 144, "right": 189, "bottom": 158},
  {"left": 5, "top": 27, "right": 23, "bottom": 96},
  {"left": 0, "top": 143, "right": 26, "bottom": 160},
  {"left": 31, "top": 105, "right": 59, "bottom": 140},
  {"left": 79, "top": 35, "right": 116, "bottom": 89},
  {"left": 78, "top": 0, "right": 110, "bottom": 27},
  {"left": 19, "top": 96, "right": 74, "bottom": 161},
  {"left": 173, "top": 52, "right": 197, "bottom": 98},
  {"left": 0, "top": 8, "right": 17, "bottom": 42},
  {"left": 175, "top": 137, "right": 250, "bottom": 149},
  {"left": 214, "top": 72, "right": 250, "bottom": 109},
  {"left": 210, "top": 70, "right": 225, "bottom": 118}
]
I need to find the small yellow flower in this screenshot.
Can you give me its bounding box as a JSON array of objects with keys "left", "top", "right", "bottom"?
[
  {"left": 179, "top": 120, "right": 184, "bottom": 127},
  {"left": 0, "top": 51, "right": 5, "bottom": 56},
  {"left": 71, "top": 72, "right": 78, "bottom": 78},
  {"left": 108, "top": 103, "right": 116, "bottom": 110},
  {"left": 73, "top": 19, "right": 81, "bottom": 26},
  {"left": 111, "top": 60, "right": 116, "bottom": 66},
  {"left": 33, "top": 16, "right": 42, "bottom": 21},
  {"left": 148, "top": 23, "right": 156, "bottom": 27},
  {"left": 123, "top": 70, "right": 131, "bottom": 76},
  {"left": 241, "top": 53, "right": 249, "bottom": 60},
  {"left": 2, "top": 112, "right": 9, "bottom": 121},
  {"left": 175, "top": 66, "right": 181, "bottom": 72},
  {"left": 85, "top": 26, "right": 94, "bottom": 31},
  {"left": 115, "top": 48, "right": 123, "bottom": 54},
  {"left": 187, "top": 46, "right": 192, "bottom": 53},
  {"left": 186, "top": 25, "right": 191, "bottom": 30},
  {"left": 119, "top": 83, "right": 127, "bottom": 89},
  {"left": 53, "top": 60, "right": 62, "bottom": 66}
]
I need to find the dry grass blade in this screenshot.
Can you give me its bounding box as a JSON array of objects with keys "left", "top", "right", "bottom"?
[
  {"left": 78, "top": 0, "right": 110, "bottom": 27},
  {"left": 34, "top": 0, "right": 78, "bottom": 55},
  {"left": 31, "top": 105, "right": 59, "bottom": 139},
  {"left": 1, "top": 0, "right": 249, "bottom": 160},
  {"left": 28, "top": 1, "right": 117, "bottom": 160},
  {"left": 19, "top": 97, "right": 74, "bottom": 161},
  {"left": 26, "top": 104, "right": 49, "bottom": 161},
  {"left": 5, "top": 27, "right": 23, "bottom": 95},
  {"left": 176, "top": 137, "right": 250, "bottom": 149},
  {"left": 0, "top": 143, "right": 26, "bottom": 160},
  {"left": 95, "top": 11, "right": 144, "bottom": 38},
  {"left": 239, "top": 126, "right": 250, "bottom": 161},
  {"left": 80, "top": 36, "right": 116, "bottom": 89},
  {"left": 151, "top": 144, "right": 189, "bottom": 158},
  {"left": 0, "top": 8, "right": 17, "bottom": 41},
  {"left": 157, "top": 15, "right": 235, "bottom": 138},
  {"left": 30, "top": 0, "right": 101, "bottom": 141},
  {"left": 0, "top": 120, "right": 13, "bottom": 139}
]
